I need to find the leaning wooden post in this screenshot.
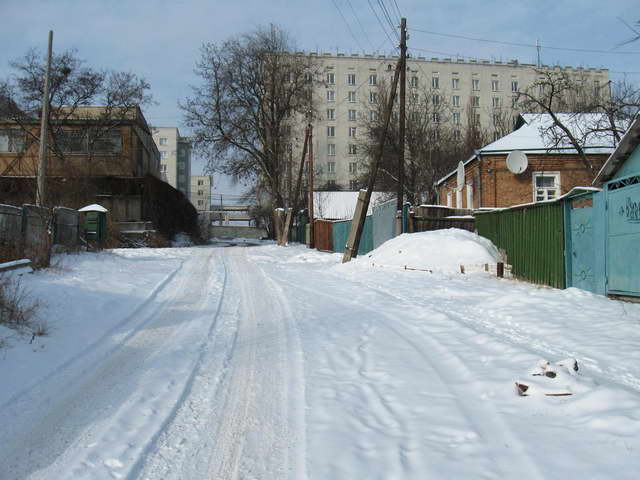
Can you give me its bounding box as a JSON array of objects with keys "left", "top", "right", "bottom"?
[
  {"left": 342, "top": 59, "right": 402, "bottom": 263},
  {"left": 280, "top": 125, "right": 310, "bottom": 246}
]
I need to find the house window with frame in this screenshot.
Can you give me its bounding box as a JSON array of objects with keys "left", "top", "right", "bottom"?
[
  {"left": 327, "top": 143, "right": 336, "bottom": 156},
  {"left": 432, "top": 77, "right": 439, "bottom": 89},
  {"left": 327, "top": 161, "right": 336, "bottom": 173},
  {"left": 369, "top": 91, "right": 378, "bottom": 104},
  {"left": 472, "top": 78, "right": 480, "bottom": 90},
  {"left": 491, "top": 79, "right": 499, "bottom": 91},
  {"left": 369, "top": 110, "right": 378, "bottom": 121},
  {"left": 159, "top": 137, "right": 168, "bottom": 146},
  {"left": 348, "top": 144, "right": 357, "bottom": 155},
  {"left": 304, "top": 72, "right": 313, "bottom": 83},
  {"left": 347, "top": 73, "right": 356, "bottom": 85},
  {"left": 160, "top": 164, "right": 167, "bottom": 173},
  {"left": 473, "top": 112, "right": 481, "bottom": 124},
  {"left": 327, "top": 108, "right": 335, "bottom": 120},
  {"left": 471, "top": 95, "right": 480, "bottom": 107},
  {"left": 453, "top": 129, "right": 461, "bottom": 141},
  {"left": 410, "top": 76, "right": 418, "bottom": 87},
  {"left": 197, "top": 190, "right": 204, "bottom": 196},
  {"left": 0, "top": 129, "right": 25, "bottom": 152},
  {"left": 511, "top": 96, "right": 518, "bottom": 108},
  {"left": 369, "top": 74, "right": 377, "bottom": 86},
  {"left": 452, "top": 77, "right": 460, "bottom": 89},
  {"left": 410, "top": 93, "right": 419, "bottom": 104},
  {"left": 326, "top": 72, "right": 335, "bottom": 85},
  {"left": 533, "top": 172, "right": 560, "bottom": 202},
  {"left": 452, "top": 95, "right": 460, "bottom": 107},
  {"left": 348, "top": 91, "right": 356, "bottom": 103},
  {"left": 492, "top": 97, "right": 500, "bottom": 108},
  {"left": 327, "top": 126, "right": 335, "bottom": 137},
  {"left": 197, "top": 179, "right": 204, "bottom": 186},
  {"left": 349, "top": 126, "right": 357, "bottom": 137},
  {"left": 511, "top": 80, "right": 519, "bottom": 92},
  {"left": 349, "top": 162, "right": 357, "bottom": 174},
  {"left": 432, "top": 94, "right": 440, "bottom": 106},
  {"left": 348, "top": 109, "right": 357, "bottom": 121},
  {"left": 452, "top": 112, "right": 461, "bottom": 125},
  {"left": 160, "top": 151, "right": 168, "bottom": 159},
  {"left": 431, "top": 112, "right": 440, "bottom": 123},
  {"left": 327, "top": 90, "right": 335, "bottom": 102}
]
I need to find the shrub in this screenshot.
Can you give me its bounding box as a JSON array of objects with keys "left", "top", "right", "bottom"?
[{"left": 0, "top": 274, "right": 43, "bottom": 335}]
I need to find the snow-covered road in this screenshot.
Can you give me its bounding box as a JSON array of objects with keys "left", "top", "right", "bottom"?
[{"left": 1, "top": 241, "right": 640, "bottom": 479}]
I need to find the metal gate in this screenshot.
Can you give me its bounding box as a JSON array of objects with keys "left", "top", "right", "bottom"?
[
  {"left": 565, "top": 193, "right": 597, "bottom": 292},
  {"left": 606, "top": 175, "right": 640, "bottom": 296}
]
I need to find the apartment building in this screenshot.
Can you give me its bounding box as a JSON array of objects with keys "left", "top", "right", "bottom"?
[
  {"left": 152, "top": 127, "right": 192, "bottom": 198},
  {"left": 190, "top": 175, "right": 212, "bottom": 211},
  {"left": 305, "top": 52, "right": 609, "bottom": 190}
]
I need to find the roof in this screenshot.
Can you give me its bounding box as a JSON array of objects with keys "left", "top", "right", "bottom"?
[
  {"left": 594, "top": 114, "right": 640, "bottom": 183},
  {"left": 314, "top": 191, "right": 393, "bottom": 220},
  {"left": 436, "top": 113, "right": 619, "bottom": 186}
]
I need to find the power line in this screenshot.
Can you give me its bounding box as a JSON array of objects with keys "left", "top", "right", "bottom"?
[
  {"left": 367, "top": 0, "right": 397, "bottom": 49},
  {"left": 329, "top": 0, "right": 366, "bottom": 54},
  {"left": 390, "top": 0, "right": 402, "bottom": 21},
  {"left": 345, "top": 0, "right": 376, "bottom": 52},
  {"left": 408, "top": 27, "right": 640, "bottom": 56},
  {"left": 376, "top": 0, "right": 400, "bottom": 41}
]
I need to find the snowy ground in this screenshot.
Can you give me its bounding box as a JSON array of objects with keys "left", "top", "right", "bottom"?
[{"left": 1, "top": 232, "right": 640, "bottom": 479}]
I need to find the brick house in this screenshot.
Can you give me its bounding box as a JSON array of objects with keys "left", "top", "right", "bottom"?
[{"left": 436, "top": 113, "right": 616, "bottom": 209}]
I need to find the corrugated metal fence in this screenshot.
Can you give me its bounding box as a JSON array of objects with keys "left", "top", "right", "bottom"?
[{"left": 475, "top": 202, "right": 565, "bottom": 288}]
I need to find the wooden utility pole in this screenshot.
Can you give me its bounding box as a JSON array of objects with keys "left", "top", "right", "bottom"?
[
  {"left": 36, "top": 30, "right": 53, "bottom": 207},
  {"left": 308, "top": 124, "right": 315, "bottom": 248},
  {"left": 280, "top": 125, "right": 310, "bottom": 245},
  {"left": 397, "top": 17, "right": 407, "bottom": 225},
  {"left": 342, "top": 59, "right": 402, "bottom": 263}
]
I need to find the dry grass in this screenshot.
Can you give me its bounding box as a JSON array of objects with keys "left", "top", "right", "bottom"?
[{"left": 0, "top": 274, "right": 45, "bottom": 339}]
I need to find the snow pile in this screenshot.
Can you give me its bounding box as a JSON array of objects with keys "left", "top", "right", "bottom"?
[
  {"left": 516, "top": 358, "right": 596, "bottom": 396},
  {"left": 346, "top": 228, "right": 501, "bottom": 271},
  {"left": 171, "top": 232, "right": 195, "bottom": 247}
]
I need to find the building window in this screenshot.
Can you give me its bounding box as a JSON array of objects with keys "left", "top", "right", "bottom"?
[
  {"left": 472, "top": 78, "right": 480, "bottom": 90},
  {"left": 492, "top": 97, "right": 500, "bottom": 108},
  {"left": 432, "top": 77, "right": 439, "bottom": 89},
  {"left": 347, "top": 73, "right": 356, "bottom": 85},
  {"left": 453, "top": 129, "right": 461, "bottom": 140},
  {"left": 197, "top": 200, "right": 204, "bottom": 206},
  {"left": 160, "top": 164, "right": 167, "bottom": 172},
  {"left": 473, "top": 112, "right": 481, "bottom": 124},
  {"left": 369, "top": 110, "right": 378, "bottom": 121},
  {"left": 349, "top": 162, "right": 357, "bottom": 173},
  {"left": 348, "top": 91, "right": 356, "bottom": 103},
  {"left": 327, "top": 143, "right": 336, "bottom": 156},
  {"left": 493, "top": 113, "right": 501, "bottom": 125},
  {"left": 327, "top": 180, "right": 337, "bottom": 189},
  {"left": 327, "top": 90, "right": 335, "bottom": 102},
  {"left": 304, "top": 72, "right": 313, "bottom": 83},
  {"left": 512, "top": 96, "right": 518, "bottom": 108},
  {"left": 452, "top": 112, "right": 461, "bottom": 125},
  {"left": 410, "top": 76, "right": 418, "bottom": 87},
  {"left": 349, "top": 179, "right": 359, "bottom": 190},
  {"left": 197, "top": 190, "right": 204, "bottom": 196},
  {"left": 197, "top": 179, "right": 204, "bottom": 185},
  {"left": 326, "top": 72, "right": 335, "bottom": 85},
  {"left": 533, "top": 172, "right": 560, "bottom": 202},
  {"left": 452, "top": 95, "right": 460, "bottom": 107},
  {"left": 349, "top": 144, "right": 357, "bottom": 155},
  {"left": 432, "top": 94, "right": 440, "bottom": 106},
  {"left": 432, "top": 112, "right": 440, "bottom": 123},
  {"left": 327, "top": 161, "right": 336, "bottom": 173},
  {"left": 471, "top": 95, "right": 480, "bottom": 107},
  {"left": 491, "top": 79, "right": 499, "bottom": 91},
  {"left": 0, "top": 129, "right": 25, "bottom": 152},
  {"left": 511, "top": 80, "right": 519, "bottom": 92},
  {"left": 452, "top": 77, "right": 460, "bottom": 89},
  {"left": 369, "top": 74, "right": 377, "bottom": 85},
  {"left": 349, "top": 126, "right": 357, "bottom": 137},
  {"left": 369, "top": 91, "right": 378, "bottom": 104},
  {"left": 410, "top": 93, "right": 419, "bottom": 104},
  {"left": 348, "top": 109, "right": 357, "bottom": 121},
  {"left": 159, "top": 137, "right": 168, "bottom": 146},
  {"left": 327, "top": 108, "right": 335, "bottom": 120},
  {"left": 160, "top": 151, "right": 168, "bottom": 159},
  {"left": 594, "top": 80, "right": 601, "bottom": 97},
  {"left": 327, "top": 126, "right": 335, "bottom": 137}
]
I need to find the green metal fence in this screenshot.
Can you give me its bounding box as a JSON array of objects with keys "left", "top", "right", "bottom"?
[
  {"left": 332, "top": 216, "right": 373, "bottom": 255},
  {"left": 475, "top": 202, "right": 565, "bottom": 288}
]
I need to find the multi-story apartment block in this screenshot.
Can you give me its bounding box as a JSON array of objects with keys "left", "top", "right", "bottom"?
[
  {"left": 152, "top": 127, "right": 192, "bottom": 198},
  {"left": 190, "top": 175, "right": 212, "bottom": 211},
  {"left": 304, "top": 52, "right": 609, "bottom": 190}
]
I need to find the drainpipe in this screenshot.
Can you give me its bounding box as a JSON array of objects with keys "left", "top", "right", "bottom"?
[{"left": 474, "top": 150, "right": 482, "bottom": 208}]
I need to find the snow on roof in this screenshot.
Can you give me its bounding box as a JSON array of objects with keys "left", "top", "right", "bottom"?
[
  {"left": 594, "top": 113, "right": 640, "bottom": 184},
  {"left": 314, "top": 191, "right": 393, "bottom": 220},
  {"left": 78, "top": 204, "right": 108, "bottom": 213},
  {"left": 437, "top": 113, "right": 619, "bottom": 185}
]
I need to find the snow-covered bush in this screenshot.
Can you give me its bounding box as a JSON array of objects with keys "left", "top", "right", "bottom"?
[{"left": 0, "top": 274, "right": 43, "bottom": 340}]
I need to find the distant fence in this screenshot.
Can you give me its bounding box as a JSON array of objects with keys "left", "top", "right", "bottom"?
[
  {"left": 412, "top": 205, "right": 475, "bottom": 233},
  {"left": 0, "top": 203, "right": 81, "bottom": 265},
  {"left": 475, "top": 202, "right": 565, "bottom": 288}
]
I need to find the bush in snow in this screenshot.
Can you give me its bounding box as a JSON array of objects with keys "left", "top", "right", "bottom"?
[{"left": 0, "top": 274, "right": 44, "bottom": 339}]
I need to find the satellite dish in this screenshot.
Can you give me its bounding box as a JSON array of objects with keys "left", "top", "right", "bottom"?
[
  {"left": 456, "top": 161, "right": 465, "bottom": 191},
  {"left": 506, "top": 151, "right": 529, "bottom": 174}
]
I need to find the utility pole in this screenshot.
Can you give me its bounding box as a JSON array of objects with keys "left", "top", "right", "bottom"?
[
  {"left": 36, "top": 30, "right": 53, "bottom": 207},
  {"left": 343, "top": 59, "right": 402, "bottom": 263},
  {"left": 397, "top": 17, "right": 407, "bottom": 229},
  {"left": 280, "top": 125, "right": 311, "bottom": 245},
  {"left": 308, "top": 124, "right": 315, "bottom": 248},
  {"left": 536, "top": 39, "right": 541, "bottom": 68}
]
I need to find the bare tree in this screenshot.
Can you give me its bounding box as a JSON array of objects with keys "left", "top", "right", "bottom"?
[
  {"left": 181, "top": 26, "right": 318, "bottom": 209},
  {"left": 516, "top": 68, "right": 640, "bottom": 173}
]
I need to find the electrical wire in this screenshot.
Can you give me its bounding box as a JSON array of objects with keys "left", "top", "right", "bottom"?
[
  {"left": 391, "top": 0, "right": 402, "bottom": 21},
  {"left": 376, "top": 0, "right": 400, "bottom": 41},
  {"left": 346, "top": 0, "right": 376, "bottom": 52},
  {"left": 408, "top": 27, "right": 640, "bottom": 55},
  {"left": 330, "top": 0, "right": 366, "bottom": 54},
  {"left": 367, "top": 0, "right": 397, "bottom": 49}
]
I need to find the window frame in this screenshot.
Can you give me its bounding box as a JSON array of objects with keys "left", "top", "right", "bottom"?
[{"left": 532, "top": 171, "right": 561, "bottom": 202}]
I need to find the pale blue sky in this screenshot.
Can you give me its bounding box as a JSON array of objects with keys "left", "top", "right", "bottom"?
[{"left": 1, "top": 0, "right": 638, "bottom": 192}]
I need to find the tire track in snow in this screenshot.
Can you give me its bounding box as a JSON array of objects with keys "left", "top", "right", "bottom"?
[{"left": 274, "top": 273, "right": 545, "bottom": 480}]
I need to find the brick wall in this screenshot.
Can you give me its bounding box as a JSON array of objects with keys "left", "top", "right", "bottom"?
[{"left": 438, "top": 153, "right": 608, "bottom": 208}]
